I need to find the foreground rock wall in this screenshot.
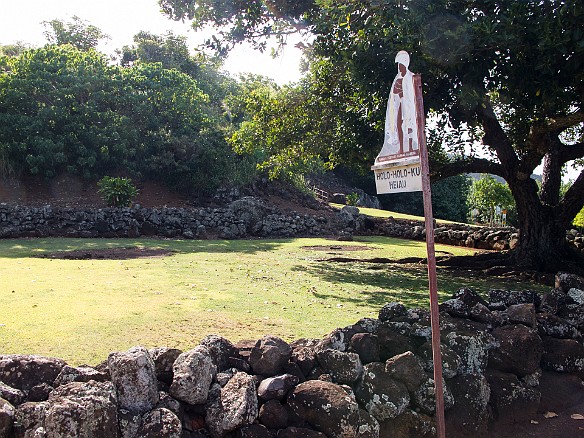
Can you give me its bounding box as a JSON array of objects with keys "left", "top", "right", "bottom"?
[
  {"left": 1, "top": 272, "right": 584, "bottom": 438},
  {"left": 1, "top": 200, "right": 582, "bottom": 255}
]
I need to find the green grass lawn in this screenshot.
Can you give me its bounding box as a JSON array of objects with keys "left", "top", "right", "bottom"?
[{"left": 0, "top": 237, "right": 546, "bottom": 365}]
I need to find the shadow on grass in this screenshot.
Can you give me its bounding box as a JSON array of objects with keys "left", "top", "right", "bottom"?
[
  {"left": 297, "top": 260, "right": 549, "bottom": 309},
  {"left": 2, "top": 238, "right": 293, "bottom": 258}
]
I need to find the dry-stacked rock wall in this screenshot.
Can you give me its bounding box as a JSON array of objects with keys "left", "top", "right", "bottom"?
[
  {"left": 1, "top": 201, "right": 582, "bottom": 254},
  {"left": 1, "top": 272, "right": 583, "bottom": 437}
]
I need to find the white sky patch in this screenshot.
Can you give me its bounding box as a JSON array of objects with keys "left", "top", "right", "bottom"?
[{"left": 0, "top": 0, "right": 304, "bottom": 84}]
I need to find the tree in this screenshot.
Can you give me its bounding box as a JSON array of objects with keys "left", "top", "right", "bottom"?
[
  {"left": 162, "top": 0, "right": 584, "bottom": 272},
  {"left": 468, "top": 174, "right": 515, "bottom": 225},
  {"left": 42, "top": 16, "right": 109, "bottom": 51}
]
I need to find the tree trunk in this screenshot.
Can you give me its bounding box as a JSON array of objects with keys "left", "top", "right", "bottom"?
[{"left": 507, "top": 173, "right": 570, "bottom": 272}]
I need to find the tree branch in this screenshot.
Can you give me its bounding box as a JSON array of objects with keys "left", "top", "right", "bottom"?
[
  {"left": 560, "top": 168, "right": 584, "bottom": 224},
  {"left": 534, "top": 111, "right": 584, "bottom": 135},
  {"left": 560, "top": 142, "right": 584, "bottom": 163},
  {"left": 432, "top": 157, "right": 504, "bottom": 181},
  {"left": 476, "top": 98, "right": 520, "bottom": 179}
]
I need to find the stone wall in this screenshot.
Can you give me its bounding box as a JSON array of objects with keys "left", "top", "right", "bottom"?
[
  {"left": 1, "top": 200, "right": 582, "bottom": 255},
  {"left": 1, "top": 272, "right": 584, "bottom": 437}
]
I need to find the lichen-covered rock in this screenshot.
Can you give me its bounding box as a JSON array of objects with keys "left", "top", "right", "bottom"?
[
  {"left": 316, "top": 326, "right": 360, "bottom": 353},
  {"left": 505, "top": 303, "right": 536, "bottom": 327},
  {"left": 258, "top": 399, "right": 288, "bottom": 429},
  {"left": 488, "top": 289, "right": 540, "bottom": 308},
  {"left": 0, "top": 382, "right": 26, "bottom": 406},
  {"left": 250, "top": 336, "right": 292, "bottom": 376},
  {"left": 541, "top": 336, "right": 584, "bottom": 373},
  {"left": 44, "top": 381, "right": 118, "bottom": 438},
  {"left": 136, "top": 408, "right": 181, "bottom": 438},
  {"left": 452, "top": 288, "right": 488, "bottom": 308},
  {"left": 445, "top": 374, "right": 491, "bottom": 436},
  {"left": 148, "top": 348, "right": 182, "bottom": 385},
  {"left": 488, "top": 325, "right": 543, "bottom": 376},
  {"left": 0, "top": 398, "right": 15, "bottom": 438},
  {"left": 349, "top": 333, "right": 380, "bottom": 364},
  {"left": 287, "top": 380, "right": 360, "bottom": 437},
  {"left": 354, "top": 362, "right": 410, "bottom": 421},
  {"left": 0, "top": 355, "right": 66, "bottom": 392},
  {"left": 169, "top": 345, "right": 216, "bottom": 405},
  {"left": 440, "top": 299, "right": 471, "bottom": 318},
  {"left": 356, "top": 408, "right": 380, "bottom": 438},
  {"left": 441, "top": 319, "right": 495, "bottom": 374},
  {"left": 378, "top": 302, "right": 408, "bottom": 322},
  {"left": 199, "top": 335, "right": 238, "bottom": 372},
  {"left": 118, "top": 409, "right": 141, "bottom": 438},
  {"left": 205, "top": 372, "right": 258, "bottom": 438},
  {"left": 568, "top": 288, "right": 584, "bottom": 305},
  {"left": 536, "top": 313, "right": 581, "bottom": 339},
  {"left": 257, "top": 374, "right": 299, "bottom": 401},
  {"left": 555, "top": 272, "right": 584, "bottom": 292},
  {"left": 486, "top": 370, "right": 540, "bottom": 427},
  {"left": 316, "top": 349, "right": 363, "bottom": 385},
  {"left": 13, "top": 401, "right": 48, "bottom": 438},
  {"left": 385, "top": 351, "right": 426, "bottom": 393},
  {"left": 53, "top": 365, "right": 108, "bottom": 387},
  {"left": 411, "top": 377, "right": 454, "bottom": 416},
  {"left": 108, "top": 346, "right": 159, "bottom": 414},
  {"left": 417, "top": 341, "right": 462, "bottom": 379}
]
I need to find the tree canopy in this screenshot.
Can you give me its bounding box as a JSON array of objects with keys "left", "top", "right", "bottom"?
[
  {"left": 162, "top": 0, "right": 584, "bottom": 271},
  {"left": 42, "top": 16, "right": 110, "bottom": 51}
]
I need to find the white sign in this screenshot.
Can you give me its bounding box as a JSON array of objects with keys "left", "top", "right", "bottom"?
[{"left": 373, "top": 161, "right": 422, "bottom": 194}]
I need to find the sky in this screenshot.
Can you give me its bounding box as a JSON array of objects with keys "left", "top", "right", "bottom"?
[{"left": 0, "top": 0, "right": 304, "bottom": 84}]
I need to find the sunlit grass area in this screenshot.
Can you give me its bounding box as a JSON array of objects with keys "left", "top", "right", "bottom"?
[
  {"left": 330, "top": 203, "right": 466, "bottom": 225},
  {"left": 0, "top": 237, "right": 547, "bottom": 365}
]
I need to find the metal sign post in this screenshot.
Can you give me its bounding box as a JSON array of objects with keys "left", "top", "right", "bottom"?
[{"left": 371, "top": 51, "right": 445, "bottom": 438}]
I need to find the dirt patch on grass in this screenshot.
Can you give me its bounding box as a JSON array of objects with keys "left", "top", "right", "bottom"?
[
  {"left": 37, "top": 247, "right": 175, "bottom": 260},
  {"left": 303, "top": 245, "right": 374, "bottom": 252}
]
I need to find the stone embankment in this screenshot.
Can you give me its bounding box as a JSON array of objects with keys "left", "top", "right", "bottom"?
[
  {"left": 0, "top": 199, "right": 582, "bottom": 254},
  {"left": 1, "top": 272, "right": 584, "bottom": 437}
]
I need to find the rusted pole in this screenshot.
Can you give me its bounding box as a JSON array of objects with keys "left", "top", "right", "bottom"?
[{"left": 414, "top": 73, "right": 446, "bottom": 438}]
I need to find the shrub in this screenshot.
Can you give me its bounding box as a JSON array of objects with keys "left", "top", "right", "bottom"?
[
  {"left": 346, "top": 192, "right": 360, "bottom": 206},
  {"left": 97, "top": 176, "right": 138, "bottom": 207}
]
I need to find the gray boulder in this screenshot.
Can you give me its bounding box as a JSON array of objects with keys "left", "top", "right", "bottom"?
[
  {"left": 12, "top": 401, "right": 48, "bottom": 438},
  {"left": 205, "top": 372, "right": 258, "bottom": 438},
  {"left": 199, "top": 335, "right": 238, "bottom": 372},
  {"left": 250, "top": 336, "right": 291, "bottom": 376},
  {"left": 257, "top": 374, "right": 299, "bottom": 401},
  {"left": 357, "top": 409, "right": 380, "bottom": 438},
  {"left": 44, "top": 381, "right": 118, "bottom": 438},
  {"left": 170, "top": 345, "right": 216, "bottom": 405},
  {"left": 287, "top": 380, "right": 360, "bottom": 437},
  {"left": 108, "top": 347, "right": 159, "bottom": 414},
  {"left": 354, "top": 362, "right": 410, "bottom": 421}
]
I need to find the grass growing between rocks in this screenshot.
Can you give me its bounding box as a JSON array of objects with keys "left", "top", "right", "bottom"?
[{"left": 0, "top": 237, "right": 547, "bottom": 365}]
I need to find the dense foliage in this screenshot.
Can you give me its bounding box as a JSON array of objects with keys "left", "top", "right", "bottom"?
[
  {"left": 0, "top": 43, "right": 252, "bottom": 194},
  {"left": 468, "top": 174, "right": 515, "bottom": 225},
  {"left": 97, "top": 176, "right": 139, "bottom": 207}
]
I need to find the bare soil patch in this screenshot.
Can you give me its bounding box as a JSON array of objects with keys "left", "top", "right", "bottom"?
[
  {"left": 36, "top": 247, "right": 174, "bottom": 260},
  {"left": 302, "top": 245, "right": 375, "bottom": 252}
]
